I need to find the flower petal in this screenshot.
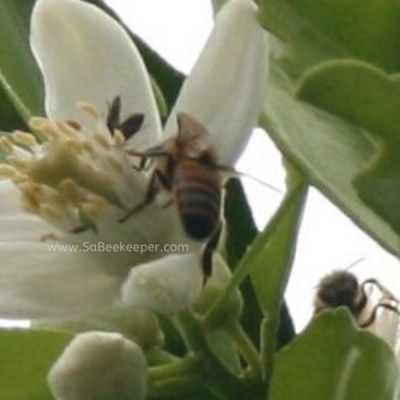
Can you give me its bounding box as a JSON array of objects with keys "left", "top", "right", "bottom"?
[
  {"left": 165, "top": 0, "right": 268, "bottom": 165},
  {"left": 121, "top": 253, "right": 203, "bottom": 314},
  {"left": 30, "top": 0, "right": 161, "bottom": 147},
  {"left": 0, "top": 242, "right": 122, "bottom": 319}
]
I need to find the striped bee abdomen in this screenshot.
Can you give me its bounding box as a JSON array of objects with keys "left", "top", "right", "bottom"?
[{"left": 174, "top": 162, "right": 221, "bottom": 240}]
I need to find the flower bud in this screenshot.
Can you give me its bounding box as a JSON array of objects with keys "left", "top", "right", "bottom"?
[
  {"left": 121, "top": 254, "right": 203, "bottom": 314},
  {"left": 48, "top": 331, "right": 147, "bottom": 400},
  {"left": 40, "top": 307, "right": 164, "bottom": 352}
]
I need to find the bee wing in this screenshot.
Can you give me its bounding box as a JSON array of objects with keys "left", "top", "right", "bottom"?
[{"left": 177, "top": 112, "right": 215, "bottom": 158}]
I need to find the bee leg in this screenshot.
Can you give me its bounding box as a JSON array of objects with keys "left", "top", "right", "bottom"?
[
  {"left": 130, "top": 155, "right": 149, "bottom": 172},
  {"left": 359, "top": 301, "right": 400, "bottom": 328},
  {"left": 119, "top": 169, "right": 171, "bottom": 223},
  {"left": 201, "top": 224, "right": 222, "bottom": 285},
  {"left": 361, "top": 279, "right": 398, "bottom": 301}
]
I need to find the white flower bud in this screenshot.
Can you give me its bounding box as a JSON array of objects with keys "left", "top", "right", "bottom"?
[
  {"left": 122, "top": 254, "right": 203, "bottom": 314},
  {"left": 48, "top": 331, "right": 147, "bottom": 400}
]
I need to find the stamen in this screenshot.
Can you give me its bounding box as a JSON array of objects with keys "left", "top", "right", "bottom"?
[
  {"left": 58, "top": 178, "right": 82, "bottom": 204},
  {"left": 0, "top": 136, "right": 14, "bottom": 153},
  {"left": 0, "top": 165, "right": 20, "bottom": 179},
  {"left": 12, "top": 131, "right": 39, "bottom": 149},
  {"left": 78, "top": 102, "right": 100, "bottom": 119},
  {"left": 80, "top": 140, "right": 96, "bottom": 158},
  {"left": 2, "top": 99, "right": 147, "bottom": 234},
  {"left": 66, "top": 120, "right": 82, "bottom": 131},
  {"left": 9, "top": 157, "right": 31, "bottom": 172},
  {"left": 114, "top": 130, "right": 126, "bottom": 148},
  {"left": 94, "top": 133, "right": 111, "bottom": 150},
  {"left": 30, "top": 117, "right": 58, "bottom": 139},
  {"left": 83, "top": 197, "right": 108, "bottom": 219},
  {"left": 41, "top": 204, "right": 64, "bottom": 220},
  {"left": 106, "top": 155, "right": 124, "bottom": 173},
  {"left": 56, "top": 121, "right": 79, "bottom": 139}
]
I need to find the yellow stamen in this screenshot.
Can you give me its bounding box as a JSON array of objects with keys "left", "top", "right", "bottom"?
[
  {"left": 12, "top": 131, "right": 39, "bottom": 149},
  {"left": 94, "top": 133, "right": 111, "bottom": 150},
  {"left": 114, "top": 130, "right": 126, "bottom": 148},
  {"left": 78, "top": 102, "right": 100, "bottom": 119},
  {"left": 107, "top": 155, "right": 124, "bottom": 173},
  {"left": 0, "top": 136, "right": 14, "bottom": 153}
]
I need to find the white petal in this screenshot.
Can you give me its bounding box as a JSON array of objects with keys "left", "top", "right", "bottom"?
[
  {"left": 0, "top": 243, "right": 122, "bottom": 319},
  {"left": 368, "top": 308, "right": 400, "bottom": 348},
  {"left": 48, "top": 331, "right": 147, "bottom": 400},
  {"left": 30, "top": 0, "right": 161, "bottom": 147},
  {"left": 165, "top": 0, "right": 268, "bottom": 165},
  {"left": 121, "top": 254, "right": 203, "bottom": 314}
]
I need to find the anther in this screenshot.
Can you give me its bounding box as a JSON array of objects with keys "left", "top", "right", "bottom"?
[
  {"left": 94, "top": 134, "right": 111, "bottom": 150},
  {"left": 12, "top": 131, "right": 39, "bottom": 149},
  {"left": 106, "top": 155, "right": 124, "bottom": 173},
  {"left": 78, "top": 102, "right": 100, "bottom": 119}
]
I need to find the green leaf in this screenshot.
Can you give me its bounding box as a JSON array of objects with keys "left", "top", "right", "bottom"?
[
  {"left": 355, "top": 148, "right": 400, "bottom": 238},
  {"left": 261, "top": 68, "right": 400, "bottom": 257},
  {"left": 296, "top": 60, "right": 400, "bottom": 235},
  {"left": 224, "top": 179, "right": 296, "bottom": 351},
  {"left": 297, "top": 60, "right": 400, "bottom": 144},
  {"left": 246, "top": 178, "right": 307, "bottom": 378},
  {"left": 0, "top": 0, "right": 44, "bottom": 123},
  {"left": 260, "top": 0, "right": 400, "bottom": 76},
  {"left": 269, "top": 310, "right": 399, "bottom": 400},
  {"left": 224, "top": 179, "right": 262, "bottom": 345},
  {"left": 0, "top": 329, "right": 73, "bottom": 399}
]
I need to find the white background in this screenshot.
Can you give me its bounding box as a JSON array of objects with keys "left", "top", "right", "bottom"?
[{"left": 106, "top": 0, "right": 400, "bottom": 330}]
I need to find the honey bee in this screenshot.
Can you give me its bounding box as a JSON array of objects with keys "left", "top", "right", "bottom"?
[
  {"left": 123, "top": 112, "right": 223, "bottom": 239},
  {"left": 121, "top": 112, "right": 225, "bottom": 277},
  {"left": 314, "top": 270, "right": 400, "bottom": 328}
]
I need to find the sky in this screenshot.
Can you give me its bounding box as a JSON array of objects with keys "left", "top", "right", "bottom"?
[{"left": 106, "top": 0, "right": 400, "bottom": 330}]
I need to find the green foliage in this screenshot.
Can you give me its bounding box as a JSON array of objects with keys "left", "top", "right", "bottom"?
[
  {"left": 260, "top": 0, "right": 400, "bottom": 75},
  {"left": 260, "top": 0, "right": 400, "bottom": 257},
  {"left": 0, "top": 0, "right": 43, "bottom": 125},
  {"left": 249, "top": 179, "right": 306, "bottom": 377},
  {"left": 269, "top": 310, "right": 399, "bottom": 400},
  {"left": 298, "top": 61, "right": 400, "bottom": 236},
  {"left": 0, "top": 329, "right": 72, "bottom": 399},
  {"left": 298, "top": 61, "right": 400, "bottom": 144}
]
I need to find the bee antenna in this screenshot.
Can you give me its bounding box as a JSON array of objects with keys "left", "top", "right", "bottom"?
[
  {"left": 235, "top": 170, "right": 284, "bottom": 194},
  {"left": 311, "top": 256, "right": 366, "bottom": 289},
  {"left": 210, "top": 162, "right": 283, "bottom": 194},
  {"left": 344, "top": 257, "right": 365, "bottom": 272}
]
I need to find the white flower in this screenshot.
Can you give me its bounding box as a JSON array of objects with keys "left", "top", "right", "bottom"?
[
  {"left": 48, "top": 331, "right": 148, "bottom": 400},
  {"left": 0, "top": 0, "right": 268, "bottom": 319}
]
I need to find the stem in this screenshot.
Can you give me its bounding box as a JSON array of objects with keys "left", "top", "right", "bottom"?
[
  {"left": 227, "top": 322, "right": 262, "bottom": 381},
  {"left": 149, "top": 356, "right": 203, "bottom": 398},
  {"left": 175, "top": 311, "right": 262, "bottom": 400},
  {"left": 149, "top": 356, "right": 200, "bottom": 381},
  {"left": 149, "top": 376, "right": 202, "bottom": 398},
  {"left": 146, "top": 348, "right": 179, "bottom": 366}
]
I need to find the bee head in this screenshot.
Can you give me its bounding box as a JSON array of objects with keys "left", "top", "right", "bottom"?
[{"left": 317, "top": 271, "right": 360, "bottom": 309}]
